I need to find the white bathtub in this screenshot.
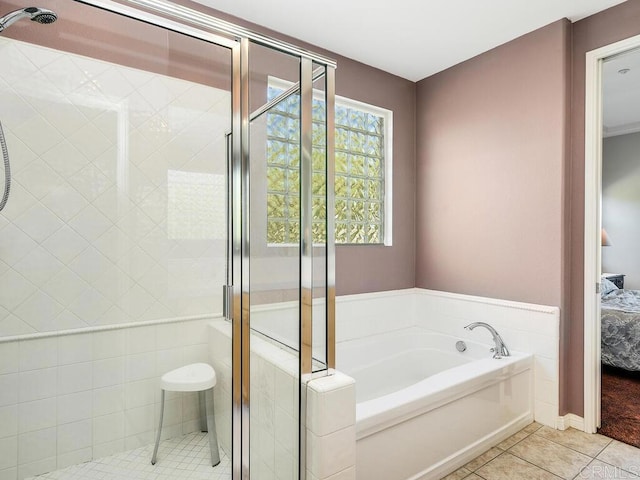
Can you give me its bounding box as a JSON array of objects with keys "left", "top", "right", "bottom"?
[{"left": 337, "top": 327, "right": 533, "bottom": 480}]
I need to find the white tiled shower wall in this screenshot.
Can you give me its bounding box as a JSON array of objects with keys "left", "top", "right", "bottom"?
[
  {"left": 0, "top": 37, "right": 230, "bottom": 480},
  {"left": 0, "top": 37, "right": 230, "bottom": 336},
  {"left": 0, "top": 318, "right": 211, "bottom": 480}
]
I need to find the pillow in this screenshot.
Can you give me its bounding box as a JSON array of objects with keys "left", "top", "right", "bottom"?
[{"left": 601, "top": 277, "right": 619, "bottom": 296}]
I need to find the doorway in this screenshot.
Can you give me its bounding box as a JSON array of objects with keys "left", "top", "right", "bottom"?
[{"left": 584, "top": 33, "right": 640, "bottom": 436}]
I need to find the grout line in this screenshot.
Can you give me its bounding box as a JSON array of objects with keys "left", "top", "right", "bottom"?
[
  {"left": 502, "top": 450, "right": 565, "bottom": 479},
  {"left": 530, "top": 429, "right": 609, "bottom": 459}
]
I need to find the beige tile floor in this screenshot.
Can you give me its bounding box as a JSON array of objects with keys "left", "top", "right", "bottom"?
[{"left": 443, "top": 423, "right": 640, "bottom": 479}]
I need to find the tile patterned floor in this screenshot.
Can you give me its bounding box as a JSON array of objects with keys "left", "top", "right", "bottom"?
[
  {"left": 27, "top": 432, "right": 230, "bottom": 480},
  {"left": 24, "top": 422, "right": 640, "bottom": 480},
  {"left": 444, "top": 422, "right": 640, "bottom": 480}
]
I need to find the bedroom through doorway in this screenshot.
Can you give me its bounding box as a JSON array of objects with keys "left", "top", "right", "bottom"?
[{"left": 597, "top": 46, "right": 640, "bottom": 447}]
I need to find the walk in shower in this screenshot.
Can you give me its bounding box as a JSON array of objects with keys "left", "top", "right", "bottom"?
[{"left": 0, "top": 0, "right": 336, "bottom": 479}]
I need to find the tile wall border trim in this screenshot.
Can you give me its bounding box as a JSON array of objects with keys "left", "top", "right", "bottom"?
[{"left": 0, "top": 312, "right": 223, "bottom": 344}]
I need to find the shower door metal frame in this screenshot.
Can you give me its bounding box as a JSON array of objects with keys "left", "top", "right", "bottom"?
[{"left": 71, "top": 1, "right": 336, "bottom": 479}]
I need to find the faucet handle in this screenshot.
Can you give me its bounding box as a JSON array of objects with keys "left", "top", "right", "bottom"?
[{"left": 489, "top": 348, "right": 502, "bottom": 359}]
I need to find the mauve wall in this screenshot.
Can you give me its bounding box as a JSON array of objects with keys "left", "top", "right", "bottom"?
[
  {"left": 568, "top": 0, "right": 640, "bottom": 416},
  {"left": 415, "top": 20, "right": 569, "bottom": 307}
]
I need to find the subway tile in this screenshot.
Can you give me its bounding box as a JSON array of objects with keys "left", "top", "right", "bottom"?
[
  {"left": 57, "top": 391, "right": 92, "bottom": 425},
  {"left": 0, "top": 437, "right": 17, "bottom": 471},
  {"left": 182, "top": 319, "right": 209, "bottom": 346},
  {"left": 17, "top": 427, "right": 56, "bottom": 465},
  {"left": 16, "top": 456, "right": 56, "bottom": 480},
  {"left": 92, "top": 329, "right": 125, "bottom": 359},
  {"left": 56, "top": 447, "right": 92, "bottom": 470},
  {"left": 125, "top": 379, "right": 155, "bottom": 409},
  {"left": 307, "top": 426, "right": 356, "bottom": 479},
  {"left": 93, "top": 384, "right": 124, "bottom": 417},
  {"left": 18, "top": 398, "right": 56, "bottom": 433},
  {"left": 92, "top": 438, "right": 125, "bottom": 460},
  {"left": 93, "top": 357, "right": 124, "bottom": 388},
  {"left": 124, "top": 405, "right": 154, "bottom": 437},
  {"left": 57, "top": 333, "right": 93, "bottom": 365},
  {"left": 307, "top": 373, "right": 355, "bottom": 437},
  {"left": 535, "top": 357, "right": 559, "bottom": 383},
  {"left": 18, "top": 368, "right": 56, "bottom": 402},
  {"left": 0, "top": 342, "right": 19, "bottom": 375},
  {"left": 535, "top": 400, "right": 559, "bottom": 428},
  {"left": 0, "top": 468, "right": 17, "bottom": 480},
  {"left": 124, "top": 431, "right": 154, "bottom": 450},
  {"left": 125, "top": 351, "right": 156, "bottom": 382},
  {"left": 155, "top": 347, "right": 183, "bottom": 377},
  {"left": 125, "top": 325, "right": 156, "bottom": 354},
  {"left": 183, "top": 344, "right": 208, "bottom": 365},
  {"left": 57, "top": 362, "right": 92, "bottom": 395},
  {"left": 0, "top": 405, "right": 17, "bottom": 439},
  {"left": 93, "top": 412, "right": 124, "bottom": 445},
  {"left": 57, "top": 419, "right": 92, "bottom": 454},
  {"left": 535, "top": 377, "right": 559, "bottom": 406},
  {"left": 0, "top": 374, "right": 18, "bottom": 407}
]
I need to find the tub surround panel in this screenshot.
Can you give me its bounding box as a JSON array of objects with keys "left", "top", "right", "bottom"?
[
  {"left": 0, "top": 317, "right": 210, "bottom": 480},
  {"left": 335, "top": 289, "right": 416, "bottom": 343},
  {"left": 334, "top": 288, "right": 559, "bottom": 428},
  {"left": 414, "top": 289, "right": 559, "bottom": 428}
]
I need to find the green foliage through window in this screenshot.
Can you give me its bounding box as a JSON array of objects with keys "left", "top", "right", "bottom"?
[{"left": 266, "top": 85, "right": 385, "bottom": 244}]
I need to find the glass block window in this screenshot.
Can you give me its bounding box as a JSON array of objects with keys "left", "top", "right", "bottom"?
[{"left": 266, "top": 82, "right": 390, "bottom": 245}]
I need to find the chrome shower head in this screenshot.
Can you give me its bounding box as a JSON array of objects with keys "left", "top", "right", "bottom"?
[{"left": 0, "top": 7, "right": 57, "bottom": 32}]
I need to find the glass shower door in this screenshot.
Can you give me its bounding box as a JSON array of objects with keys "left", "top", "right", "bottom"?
[
  {"left": 229, "top": 40, "right": 334, "bottom": 480},
  {"left": 246, "top": 42, "right": 302, "bottom": 480}
]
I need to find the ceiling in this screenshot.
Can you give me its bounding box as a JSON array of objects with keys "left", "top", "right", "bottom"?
[
  {"left": 194, "top": 0, "right": 627, "bottom": 82},
  {"left": 604, "top": 50, "right": 640, "bottom": 137}
]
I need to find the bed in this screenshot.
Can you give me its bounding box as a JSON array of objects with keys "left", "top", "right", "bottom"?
[{"left": 601, "top": 277, "right": 640, "bottom": 371}]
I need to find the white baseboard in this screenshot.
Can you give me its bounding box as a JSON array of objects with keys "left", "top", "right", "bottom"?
[{"left": 556, "top": 414, "right": 585, "bottom": 431}]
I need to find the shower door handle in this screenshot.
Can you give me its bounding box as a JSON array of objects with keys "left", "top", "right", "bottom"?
[{"left": 222, "top": 284, "right": 233, "bottom": 321}]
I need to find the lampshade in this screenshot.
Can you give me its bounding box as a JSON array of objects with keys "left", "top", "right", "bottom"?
[{"left": 602, "top": 228, "right": 612, "bottom": 247}]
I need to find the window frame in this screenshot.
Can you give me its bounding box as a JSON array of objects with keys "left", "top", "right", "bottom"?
[{"left": 266, "top": 76, "right": 393, "bottom": 247}]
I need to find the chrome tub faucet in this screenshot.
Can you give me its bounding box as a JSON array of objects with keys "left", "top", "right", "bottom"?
[{"left": 464, "top": 322, "right": 510, "bottom": 359}]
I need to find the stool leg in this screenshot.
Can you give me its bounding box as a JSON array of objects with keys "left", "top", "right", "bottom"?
[
  {"left": 198, "top": 391, "right": 207, "bottom": 432},
  {"left": 205, "top": 387, "right": 220, "bottom": 467},
  {"left": 151, "top": 390, "right": 165, "bottom": 465}
]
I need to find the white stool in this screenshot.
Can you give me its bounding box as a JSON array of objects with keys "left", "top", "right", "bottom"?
[{"left": 151, "top": 363, "right": 220, "bottom": 467}]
